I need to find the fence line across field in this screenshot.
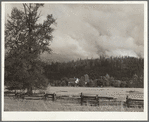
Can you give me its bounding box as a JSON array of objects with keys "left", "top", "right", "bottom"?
[{"left": 4, "top": 91, "right": 144, "bottom": 109}]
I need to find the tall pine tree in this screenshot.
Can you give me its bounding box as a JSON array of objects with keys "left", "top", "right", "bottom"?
[{"left": 5, "top": 3, "right": 55, "bottom": 94}]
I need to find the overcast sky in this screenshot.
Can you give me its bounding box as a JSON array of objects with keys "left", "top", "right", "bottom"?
[{"left": 5, "top": 3, "right": 144, "bottom": 62}]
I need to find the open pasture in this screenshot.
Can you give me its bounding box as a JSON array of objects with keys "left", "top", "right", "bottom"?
[
  {"left": 4, "top": 97, "right": 143, "bottom": 112},
  {"left": 45, "top": 87, "right": 143, "bottom": 101},
  {"left": 4, "top": 87, "right": 144, "bottom": 111}
]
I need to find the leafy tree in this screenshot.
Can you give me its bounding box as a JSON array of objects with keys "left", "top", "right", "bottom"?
[
  {"left": 78, "top": 76, "right": 85, "bottom": 87},
  {"left": 61, "top": 80, "right": 66, "bottom": 86},
  {"left": 128, "top": 79, "right": 134, "bottom": 87},
  {"left": 132, "top": 74, "right": 139, "bottom": 87},
  {"left": 5, "top": 3, "right": 55, "bottom": 94},
  {"left": 61, "top": 77, "right": 69, "bottom": 86},
  {"left": 96, "top": 79, "right": 104, "bottom": 87},
  {"left": 103, "top": 74, "right": 110, "bottom": 86},
  {"left": 109, "top": 76, "right": 115, "bottom": 86},
  {"left": 139, "top": 75, "right": 144, "bottom": 88},
  {"left": 120, "top": 81, "right": 127, "bottom": 87},
  {"left": 88, "top": 79, "right": 95, "bottom": 87},
  {"left": 113, "top": 80, "right": 121, "bottom": 87}
]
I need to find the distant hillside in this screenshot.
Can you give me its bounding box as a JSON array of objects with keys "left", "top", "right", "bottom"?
[
  {"left": 43, "top": 56, "right": 144, "bottom": 88},
  {"left": 40, "top": 52, "right": 73, "bottom": 63}
]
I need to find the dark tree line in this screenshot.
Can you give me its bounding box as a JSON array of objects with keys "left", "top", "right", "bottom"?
[{"left": 43, "top": 56, "right": 144, "bottom": 88}]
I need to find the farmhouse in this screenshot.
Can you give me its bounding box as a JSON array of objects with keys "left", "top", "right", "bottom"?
[{"left": 68, "top": 78, "right": 79, "bottom": 86}]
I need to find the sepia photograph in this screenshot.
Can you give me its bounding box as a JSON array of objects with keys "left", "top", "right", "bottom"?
[{"left": 2, "top": 1, "right": 148, "bottom": 121}]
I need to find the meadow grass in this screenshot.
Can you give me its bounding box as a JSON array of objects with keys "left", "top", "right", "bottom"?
[
  {"left": 4, "top": 87, "right": 144, "bottom": 111},
  {"left": 4, "top": 97, "right": 143, "bottom": 112}
]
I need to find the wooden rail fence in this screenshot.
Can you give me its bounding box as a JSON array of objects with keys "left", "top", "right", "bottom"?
[
  {"left": 4, "top": 91, "right": 144, "bottom": 108},
  {"left": 80, "top": 92, "right": 118, "bottom": 106},
  {"left": 126, "top": 96, "right": 144, "bottom": 108},
  {"left": 44, "top": 93, "right": 56, "bottom": 101}
]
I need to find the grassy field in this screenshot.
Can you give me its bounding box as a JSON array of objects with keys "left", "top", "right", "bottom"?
[
  {"left": 4, "top": 87, "right": 144, "bottom": 111},
  {"left": 4, "top": 97, "right": 143, "bottom": 112},
  {"left": 45, "top": 87, "right": 143, "bottom": 101}
]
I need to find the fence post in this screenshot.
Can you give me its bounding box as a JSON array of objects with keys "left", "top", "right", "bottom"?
[
  {"left": 96, "top": 95, "right": 99, "bottom": 106},
  {"left": 53, "top": 93, "right": 56, "bottom": 101},
  {"left": 126, "top": 95, "right": 129, "bottom": 108},
  {"left": 44, "top": 93, "right": 47, "bottom": 100},
  {"left": 55, "top": 93, "right": 56, "bottom": 101},
  {"left": 80, "top": 92, "right": 83, "bottom": 106}
]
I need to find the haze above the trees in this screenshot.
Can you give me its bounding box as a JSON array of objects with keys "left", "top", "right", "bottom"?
[{"left": 5, "top": 3, "right": 144, "bottom": 62}]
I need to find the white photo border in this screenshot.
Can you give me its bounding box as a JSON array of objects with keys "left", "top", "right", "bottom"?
[{"left": 1, "top": 1, "right": 148, "bottom": 121}]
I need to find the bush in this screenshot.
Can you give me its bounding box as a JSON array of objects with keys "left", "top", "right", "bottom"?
[
  {"left": 88, "top": 79, "right": 95, "bottom": 87},
  {"left": 78, "top": 80, "right": 85, "bottom": 87},
  {"left": 96, "top": 79, "right": 104, "bottom": 87},
  {"left": 61, "top": 80, "right": 66, "bottom": 86},
  {"left": 120, "top": 81, "right": 127, "bottom": 87},
  {"left": 113, "top": 80, "right": 121, "bottom": 87}
]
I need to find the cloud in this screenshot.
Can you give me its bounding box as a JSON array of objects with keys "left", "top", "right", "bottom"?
[{"left": 5, "top": 3, "right": 144, "bottom": 62}]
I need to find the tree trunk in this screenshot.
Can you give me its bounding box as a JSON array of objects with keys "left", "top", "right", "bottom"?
[{"left": 27, "top": 86, "right": 33, "bottom": 95}]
